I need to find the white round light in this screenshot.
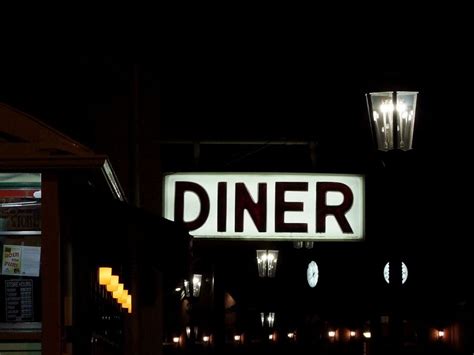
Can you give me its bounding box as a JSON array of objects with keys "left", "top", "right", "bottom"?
[
  {"left": 307, "top": 261, "right": 319, "bottom": 288},
  {"left": 401, "top": 262, "right": 408, "bottom": 284},
  {"left": 383, "top": 261, "right": 408, "bottom": 284}
]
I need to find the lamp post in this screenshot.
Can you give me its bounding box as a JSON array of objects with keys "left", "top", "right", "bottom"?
[
  {"left": 256, "top": 250, "right": 278, "bottom": 344},
  {"left": 260, "top": 311, "right": 276, "bottom": 343},
  {"left": 182, "top": 273, "right": 202, "bottom": 351},
  {"left": 366, "top": 90, "right": 419, "bottom": 354}
]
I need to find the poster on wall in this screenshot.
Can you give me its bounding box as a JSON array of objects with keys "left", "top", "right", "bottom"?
[
  {"left": 1, "top": 245, "right": 41, "bottom": 277},
  {"left": 0, "top": 205, "right": 41, "bottom": 232},
  {"left": 4, "top": 278, "right": 34, "bottom": 322},
  {"left": 0, "top": 172, "right": 42, "bottom": 233}
]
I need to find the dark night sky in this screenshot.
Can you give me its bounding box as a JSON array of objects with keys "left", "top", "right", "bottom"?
[
  {"left": 1, "top": 37, "right": 473, "bottom": 227},
  {"left": 1, "top": 26, "right": 473, "bottom": 241},
  {"left": 1, "top": 44, "right": 473, "bottom": 180}
]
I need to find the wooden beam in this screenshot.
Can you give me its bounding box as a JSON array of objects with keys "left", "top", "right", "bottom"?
[
  {"left": 0, "top": 331, "right": 41, "bottom": 341},
  {"left": 0, "top": 155, "right": 108, "bottom": 170},
  {"left": 41, "top": 173, "right": 61, "bottom": 355}
]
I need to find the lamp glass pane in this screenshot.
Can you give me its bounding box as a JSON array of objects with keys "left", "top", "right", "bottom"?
[
  {"left": 396, "top": 92, "right": 418, "bottom": 150},
  {"left": 192, "top": 274, "right": 202, "bottom": 297},
  {"left": 256, "top": 250, "right": 268, "bottom": 277},
  {"left": 267, "top": 250, "right": 278, "bottom": 278},
  {"left": 267, "top": 312, "right": 275, "bottom": 328},
  {"left": 369, "top": 92, "right": 395, "bottom": 151},
  {"left": 184, "top": 280, "right": 190, "bottom": 297}
]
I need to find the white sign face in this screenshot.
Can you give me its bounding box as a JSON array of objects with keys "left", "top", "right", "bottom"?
[{"left": 163, "top": 173, "right": 364, "bottom": 241}]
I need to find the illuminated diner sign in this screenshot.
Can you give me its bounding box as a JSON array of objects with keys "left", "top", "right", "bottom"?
[{"left": 163, "top": 173, "right": 364, "bottom": 241}]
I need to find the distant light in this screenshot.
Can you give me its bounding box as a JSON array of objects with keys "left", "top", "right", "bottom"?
[
  {"left": 112, "top": 284, "right": 124, "bottom": 299},
  {"left": 118, "top": 289, "right": 127, "bottom": 303},
  {"left": 172, "top": 337, "right": 180, "bottom": 343},
  {"left": 267, "top": 312, "right": 275, "bottom": 328},
  {"left": 106, "top": 275, "right": 119, "bottom": 292},
  {"left": 268, "top": 334, "right": 273, "bottom": 340},
  {"left": 192, "top": 274, "right": 202, "bottom": 297},
  {"left": 307, "top": 260, "right": 319, "bottom": 288},
  {"left": 175, "top": 287, "right": 181, "bottom": 292},
  {"left": 328, "top": 331, "right": 336, "bottom": 338},
  {"left": 119, "top": 290, "right": 128, "bottom": 304},
  {"left": 363, "top": 331, "right": 371, "bottom": 339},
  {"left": 234, "top": 335, "right": 241, "bottom": 342},
  {"left": 438, "top": 330, "right": 445, "bottom": 339},
  {"left": 256, "top": 250, "right": 279, "bottom": 277},
  {"left": 186, "top": 326, "right": 191, "bottom": 338},
  {"left": 184, "top": 280, "right": 190, "bottom": 296},
  {"left": 287, "top": 332, "right": 295, "bottom": 339},
  {"left": 98, "top": 267, "right": 112, "bottom": 285},
  {"left": 183, "top": 274, "right": 203, "bottom": 297},
  {"left": 123, "top": 295, "right": 132, "bottom": 313},
  {"left": 401, "top": 262, "right": 408, "bottom": 284},
  {"left": 350, "top": 331, "right": 356, "bottom": 337},
  {"left": 202, "top": 335, "right": 210, "bottom": 342}
]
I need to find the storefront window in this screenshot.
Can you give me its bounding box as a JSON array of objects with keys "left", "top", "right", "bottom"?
[{"left": 0, "top": 173, "right": 41, "bottom": 329}]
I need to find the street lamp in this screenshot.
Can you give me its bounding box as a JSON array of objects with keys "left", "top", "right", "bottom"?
[
  {"left": 182, "top": 275, "right": 202, "bottom": 349},
  {"left": 260, "top": 312, "right": 275, "bottom": 328},
  {"left": 183, "top": 274, "right": 202, "bottom": 297},
  {"left": 366, "top": 91, "right": 419, "bottom": 353},
  {"left": 256, "top": 250, "right": 279, "bottom": 278},
  {"left": 366, "top": 91, "right": 418, "bottom": 151}
]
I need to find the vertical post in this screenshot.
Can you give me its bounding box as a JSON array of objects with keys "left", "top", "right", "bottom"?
[
  {"left": 392, "top": 92, "right": 398, "bottom": 150},
  {"left": 212, "top": 263, "right": 226, "bottom": 351},
  {"left": 130, "top": 63, "right": 141, "bottom": 207},
  {"left": 389, "top": 256, "right": 403, "bottom": 355},
  {"left": 41, "top": 173, "right": 61, "bottom": 354},
  {"left": 124, "top": 225, "right": 140, "bottom": 355},
  {"left": 63, "top": 239, "right": 73, "bottom": 355},
  {"left": 388, "top": 159, "right": 403, "bottom": 355},
  {"left": 186, "top": 238, "right": 196, "bottom": 353},
  {"left": 309, "top": 140, "right": 317, "bottom": 170},
  {"left": 193, "top": 141, "right": 200, "bottom": 169}
]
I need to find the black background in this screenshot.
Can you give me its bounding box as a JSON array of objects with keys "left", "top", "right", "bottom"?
[{"left": 1, "top": 22, "right": 473, "bottom": 326}]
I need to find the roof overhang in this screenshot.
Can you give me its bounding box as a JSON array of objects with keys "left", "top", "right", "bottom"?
[{"left": 0, "top": 103, "right": 125, "bottom": 201}]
